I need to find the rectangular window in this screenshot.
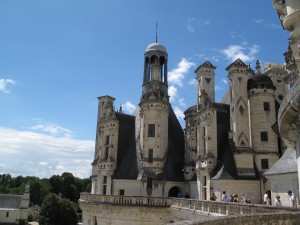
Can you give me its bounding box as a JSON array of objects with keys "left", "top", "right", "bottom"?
[
  {"left": 261, "top": 132, "right": 268, "bottom": 141},
  {"left": 119, "top": 189, "right": 125, "bottom": 196},
  {"left": 105, "top": 147, "right": 109, "bottom": 160},
  {"left": 103, "top": 176, "right": 107, "bottom": 184},
  {"left": 105, "top": 135, "right": 110, "bottom": 145},
  {"left": 148, "top": 149, "right": 153, "bottom": 163},
  {"left": 263, "top": 102, "right": 270, "bottom": 111},
  {"left": 261, "top": 159, "right": 269, "bottom": 169},
  {"left": 148, "top": 124, "right": 155, "bottom": 137},
  {"left": 6, "top": 212, "right": 9, "bottom": 218},
  {"left": 147, "top": 178, "right": 152, "bottom": 189},
  {"left": 103, "top": 185, "right": 106, "bottom": 195}
]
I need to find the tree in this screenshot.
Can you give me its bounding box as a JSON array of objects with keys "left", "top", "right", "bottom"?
[
  {"left": 30, "top": 179, "right": 50, "bottom": 205},
  {"left": 39, "top": 193, "right": 78, "bottom": 225},
  {"left": 49, "top": 175, "right": 62, "bottom": 194}
]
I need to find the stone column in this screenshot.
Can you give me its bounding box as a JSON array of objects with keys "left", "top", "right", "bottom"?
[
  {"left": 107, "top": 176, "right": 112, "bottom": 195},
  {"left": 206, "top": 172, "right": 211, "bottom": 201},
  {"left": 99, "top": 175, "right": 103, "bottom": 195},
  {"left": 91, "top": 178, "right": 96, "bottom": 194}
]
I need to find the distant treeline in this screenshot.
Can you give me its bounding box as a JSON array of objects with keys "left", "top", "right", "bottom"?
[{"left": 0, "top": 172, "right": 91, "bottom": 205}]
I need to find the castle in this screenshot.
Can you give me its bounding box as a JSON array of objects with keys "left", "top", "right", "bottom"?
[
  {"left": 81, "top": 1, "right": 300, "bottom": 224},
  {"left": 88, "top": 39, "right": 293, "bottom": 204}
]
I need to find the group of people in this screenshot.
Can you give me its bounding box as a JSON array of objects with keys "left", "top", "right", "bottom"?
[
  {"left": 219, "top": 190, "right": 296, "bottom": 207},
  {"left": 218, "top": 191, "right": 249, "bottom": 203},
  {"left": 182, "top": 189, "right": 296, "bottom": 207},
  {"left": 264, "top": 190, "right": 295, "bottom": 207}
]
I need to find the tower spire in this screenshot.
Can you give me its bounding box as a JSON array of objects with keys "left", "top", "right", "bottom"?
[{"left": 156, "top": 22, "right": 158, "bottom": 43}]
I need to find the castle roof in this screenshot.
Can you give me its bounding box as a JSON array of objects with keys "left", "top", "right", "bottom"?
[
  {"left": 264, "top": 148, "right": 297, "bottom": 176},
  {"left": 112, "top": 104, "right": 185, "bottom": 182},
  {"left": 225, "top": 58, "right": 248, "bottom": 71},
  {"left": 145, "top": 43, "right": 167, "bottom": 54},
  {"left": 194, "top": 60, "right": 216, "bottom": 73},
  {"left": 0, "top": 194, "right": 23, "bottom": 209},
  {"left": 247, "top": 73, "right": 276, "bottom": 90},
  {"left": 112, "top": 112, "right": 138, "bottom": 180}
]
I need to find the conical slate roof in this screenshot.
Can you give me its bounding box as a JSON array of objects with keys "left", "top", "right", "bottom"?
[{"left": 264, "top": 148, "right": 297, "bottom": 176}]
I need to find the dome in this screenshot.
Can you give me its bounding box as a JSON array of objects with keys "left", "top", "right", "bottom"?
[
  {"left": 145, "top": 43, "right": 167, "bottom": 54},
  {"left": 247, "top": 74, "right": 276, "bottom": 90}
]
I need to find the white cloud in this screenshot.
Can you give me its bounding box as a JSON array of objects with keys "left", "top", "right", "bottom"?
[
  {"left": 187, "top": 18, "right": 210, "bottom": 33},
  {"left": 38, "top": 161, "right": 49, "bottom": 166},
  {"left": 30, "top": 123, "right": 73, "bottom": 138},
  {"left": 252, "top": 18, "right": 281, "bottom": 30},
  {"left": 194, "top": 53, "right": 205, "bottom": 59},
  {"left": 174, "top": 106, "right": 185, "bottom": 121},
  {"left": 215, "top": 85, "right": 227, "bottom": 91},
  {"left": 199, "top": 19, "right": 210, "bottom": 26},
  {"left": 0, "top": 79, "right": 15, "bottom": 93},
  {"left": 221, "top": 44, "right": 260, "bottom": 62},
  {"left": 252, "top": 19, "right": 264, "bottom": 24},
  {"left": 122, "top": 101, "right": 136, "bottom": 114},
  {"left": 168, "top": 85, "right": 177, "bottom": 103},
  {"left": 222, "top": 79, "right": 228, "bottom": 84},
  {"left": 187, "top": 18, "right": 195, "bottom": 33},
  {"left": 178, "top": 98, "right": 186, "bottom": 107},
  {"left": 168, "top": 58, "right": 195, "bottom": 87},
  {"left": 0, "top": 127, "right": 94, "bottom": 178},
  {"left": 188, "top": 79, "right": 196, "bottom": 86}
]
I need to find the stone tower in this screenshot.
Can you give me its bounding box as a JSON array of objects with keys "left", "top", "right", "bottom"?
[
  {"left": 226, "top": 59, "right": 254, "bottom": 176},
  {"left": 20, "top": 184, "right": 30, "bottom": 208},
  {"left": 138, "top": 42, "right": 169, "bottom": 195},
  {"left": 195, "top": 60, "right": 216, "bottom": 104},
  {"left": 263, "top": 62, "right": 288, "bottom": 105},
  {"left": 91, "top": 95, "right": 119, "bottom": 195},
  {"left": 248, "top": 60, "right": 278, "bottom": 172}
]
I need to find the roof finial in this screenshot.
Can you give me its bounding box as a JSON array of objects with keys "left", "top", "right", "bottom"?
[{"left": 156, "top": 22, "right": 158, "bottom": 43}]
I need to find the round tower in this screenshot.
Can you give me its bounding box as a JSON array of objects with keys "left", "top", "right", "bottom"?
[
  {"left": 263, "top": 62, "right": 288, "bottom": 105},
  {"left": 139, "top": 42, "right": 169, "bottom": 193},
  {"left": 248, "top": 60, "right": 279, "bottom": 171}
]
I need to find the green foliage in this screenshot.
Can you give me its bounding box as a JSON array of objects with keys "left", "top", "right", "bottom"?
[
  {"left": 49, "top": 175, "right": 62, "bottom": 194},
  {"left": 39, "top": 193, "right": 78, "bottom": 225},
  {"left": 0, "top": 172, "right": 90, "bottom": 225},
  {"left": 29, "top": 179, "right": 51, "bottom": 205}
]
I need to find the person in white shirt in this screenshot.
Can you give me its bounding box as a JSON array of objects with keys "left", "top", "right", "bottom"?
[
  {"left": 288, "top": 190, "right": 295, "bottom": 207},
  {"left": 240, "top": 193, "right": 246, "bottom": 204},
  {"left": 221, "top": 191, "right": 228, "bottom": 202},
  {"left": 263, "top": 191, "right": 270, "bottom": 205}
]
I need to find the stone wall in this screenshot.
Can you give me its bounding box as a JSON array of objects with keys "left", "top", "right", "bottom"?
[{"left": 170, "top": 213, "right": 300, "bottom": 225}]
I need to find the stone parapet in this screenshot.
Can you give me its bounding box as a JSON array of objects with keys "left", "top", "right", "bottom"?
[
  {"left": 79, "top": 194, "right": 300, "bottom": 224},
  {"left": 80, "top": 193, "right": 299, "bottom": 215},
  {"left": 170, "top": 212, "right": 300, "bottom": 225}
]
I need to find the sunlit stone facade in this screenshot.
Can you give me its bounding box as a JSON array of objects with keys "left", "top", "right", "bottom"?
[{"left": 80, "top": 2, "right": 300, "bottom": 222}]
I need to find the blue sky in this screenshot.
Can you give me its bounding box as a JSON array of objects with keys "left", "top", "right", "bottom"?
[{"left": 0, "top": 0, "right": 289, "bottom": 178}]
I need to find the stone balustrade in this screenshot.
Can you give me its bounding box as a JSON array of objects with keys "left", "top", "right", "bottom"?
[
  {"left": 79, "top": 193, "right": 299, "bottom": 216},
  {"left": 79, "top": 193, "right": 169, "bottom": 207}
]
